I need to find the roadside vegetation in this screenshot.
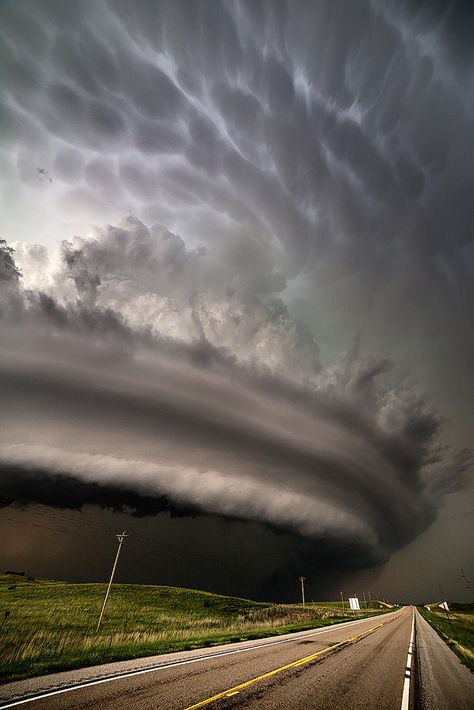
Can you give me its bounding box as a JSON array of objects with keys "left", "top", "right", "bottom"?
[
  {"left": 418, "top": 603, "right": 474, "bottom": 672},
  {"left": 0, "top": 573, "right": 387, "bottom": 684}
]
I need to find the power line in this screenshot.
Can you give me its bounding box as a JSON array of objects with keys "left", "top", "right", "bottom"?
[{"left": 0, "top": 505, "right": 263, "bottom": 583}]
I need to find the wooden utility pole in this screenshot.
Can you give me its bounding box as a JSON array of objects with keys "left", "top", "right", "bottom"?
[
  {"left": 96, "top": 531, "right": 128, "bottom": 632},
  {"left": 299, "top": 576, "right": 306, "bottom": 606},
  {"left": 340, "top": 591, "right": 345, "bottom": 613}
]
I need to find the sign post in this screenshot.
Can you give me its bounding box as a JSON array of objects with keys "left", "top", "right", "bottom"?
[{"left": 439, "top": 601, "right": 453, "bottom": 632}]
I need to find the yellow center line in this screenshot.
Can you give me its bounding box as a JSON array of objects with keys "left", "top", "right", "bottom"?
[{"left": 183, "top": 617, "right": 394, "bottom": 709}]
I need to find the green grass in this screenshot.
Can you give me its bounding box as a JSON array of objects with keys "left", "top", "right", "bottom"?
[
  {"left": 0, "top": 574, "right": 385, "bottom": 684},
  {"left": 417, "top": 603, "right": 474, "bottom": 673}
]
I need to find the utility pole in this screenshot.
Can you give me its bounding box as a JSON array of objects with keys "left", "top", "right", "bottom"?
[
  {"left": 299, "top": 576, "right": 306, "bottom": 606},
  {"left": 368, "top": 590, "right": 372, "bottom": 607},
  {"left": 363, "top": 591, "right": 368, "bottom": 609},
  {"left": 460, "top": 569, "right": 473, "bottom": 597},
  {"left": 340, "top": 591, "right": 345, "bottom": 614},
  {"left": 96, "top": 531, "right": 128, "bottom": 632}
]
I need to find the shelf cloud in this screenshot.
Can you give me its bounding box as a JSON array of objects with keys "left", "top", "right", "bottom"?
[{"left": 1, "top": 217, "right": 469, "bottom": 572}]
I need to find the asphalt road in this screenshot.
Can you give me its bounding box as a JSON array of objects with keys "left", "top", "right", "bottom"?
[
  {"left": 1, "top": 607, "right": 472, "bottom": 709},
  {"left": 414, "top": 610, "right": 473, "bottom": 710}
]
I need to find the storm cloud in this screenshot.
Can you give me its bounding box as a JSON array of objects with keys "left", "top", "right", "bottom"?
[
  {"left": 0, "top": 219, "right": 468, "bottom": 573},
  {"left": 0, "top": 0, "right": 473, "bottom": 596}
]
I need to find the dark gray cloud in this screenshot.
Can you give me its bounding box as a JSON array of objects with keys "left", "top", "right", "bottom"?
[{"left": 0, "top": 464, "right": 191, "bottom": 519}]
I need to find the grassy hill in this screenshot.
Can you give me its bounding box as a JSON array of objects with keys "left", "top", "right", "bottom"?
[
  {"left": 0, "top": 573, "right": 385, "bottom": 684},
  {"left": 418, "top": 603, "right": 474, "bottom": 672}
]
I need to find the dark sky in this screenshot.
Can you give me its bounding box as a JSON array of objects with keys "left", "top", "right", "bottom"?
[{"left": 0, "top": 0, "right": 473, "bottom": 603}]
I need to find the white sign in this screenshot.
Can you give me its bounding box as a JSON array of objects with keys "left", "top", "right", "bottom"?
[
  {"left": 349, "top": 597, "right": 360, "bottom": 610},
  {"left": 440, "top": 601, "right": 449, "bottom": 611}
]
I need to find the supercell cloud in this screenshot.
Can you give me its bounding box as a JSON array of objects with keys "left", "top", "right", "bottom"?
[
  {"left": 0, "top": 216, "right": 468, "bottom": 570},
  {"left": 0, "top": 0, "right": 473, "bottom": 593}
]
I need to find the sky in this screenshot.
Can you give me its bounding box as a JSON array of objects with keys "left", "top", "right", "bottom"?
[{"left": 0, "top": 0, "right": 473, "bottom": 603}]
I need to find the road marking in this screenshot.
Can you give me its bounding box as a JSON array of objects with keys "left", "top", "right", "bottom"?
[
  {"left": 401, "top": 607, "right": 415, "bottom": 710},
  {"left": 183, "top": 618, "right": 391, "bottom": 709},
  {"left": 0, "top": 613, "right": 398, "bottom": 709}
]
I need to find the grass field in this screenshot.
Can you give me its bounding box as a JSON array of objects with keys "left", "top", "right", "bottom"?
[
  {"left": 417, "top": 603, "right": 474, "bottom": 672},
  {"left": 0, "top": 574, "right": 386, "bottom": 684}
]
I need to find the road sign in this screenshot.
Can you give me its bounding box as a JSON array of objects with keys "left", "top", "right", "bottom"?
[{"left": 349, "top": 597, "right": 360, "bottom": 610}]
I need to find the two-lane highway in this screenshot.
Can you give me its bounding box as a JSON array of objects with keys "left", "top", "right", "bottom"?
[
  {"left": 1, "top": 608, "right": 415, "bottom": 709},
  {"left": 1, "top": 606, "right": 472, "bottom": 709}
]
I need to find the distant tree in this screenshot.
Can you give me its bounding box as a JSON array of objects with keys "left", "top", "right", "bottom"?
[{"left": 0, "top": 239, "right": 21, "bottom": 282}]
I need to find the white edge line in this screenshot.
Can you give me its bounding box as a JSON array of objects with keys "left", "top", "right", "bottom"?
[
  {"left": 401, "top": 607, "right": 415, "bottom": 710},
  {"left": 0, "top": 610, "right": 399, "bottom": 709}
]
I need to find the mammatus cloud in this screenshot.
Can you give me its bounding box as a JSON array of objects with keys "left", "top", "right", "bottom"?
[
  {"left": 1, "top": 0, "right": 473, "bottom": 281},
  {"left": 0, "top": 224, "right": 470, "bottom": 572}
]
